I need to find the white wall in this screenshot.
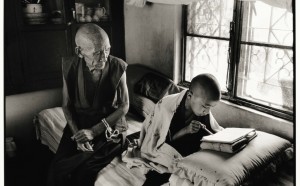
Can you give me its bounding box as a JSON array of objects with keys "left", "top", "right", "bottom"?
[
  {"left": 5, "top": 88, "right": 62, "bottom": 155},
  {"left": 124, "top": 3, "right": 182, "bottom": 80},
  {"left": 212, "top": 101, "right": 293, "bottom": 141}
]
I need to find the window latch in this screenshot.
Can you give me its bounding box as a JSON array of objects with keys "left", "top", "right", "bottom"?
[{"left": 230, "top": 21, "right": 235, "bottom": 34}]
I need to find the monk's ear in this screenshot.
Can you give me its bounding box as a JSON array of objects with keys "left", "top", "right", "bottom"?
[
  {"left": 75, "top": 47, "right": 83, "bottom": 58},
  {"left": 187, "top": 90, "right": 193, "bottom": 98}
]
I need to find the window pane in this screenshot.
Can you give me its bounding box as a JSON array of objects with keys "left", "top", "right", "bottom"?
[
  {"left": 187, "top": 0, "right": 234, "bottom": 38},
  {"left": 185, "top": 36, "right": 229, "bottom": 91},
  {"left": 237, "top": 45, "right": 293, "bottom": 111},
  {"left": 241, "top": 1, "right": 293, "bottom": 46}
]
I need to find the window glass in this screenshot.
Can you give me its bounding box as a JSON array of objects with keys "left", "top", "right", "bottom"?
[
  {"left": 187, "top": 0, "right": 234, "bottom": 38},
  {"left": 237, "top": 45, "right": 293, "bottom": 110},
  {"left": 185, "top": 36, "right": 229, "bottom": 91},
  {"left": 185, "top": 0, "right": 234, "bottom": 91},
  {"left": 241, "top": 1, "right": 293, "bottom": 46},
  {"left": 184, "top": 0, "right": 294, "bottom": 117},
  {"left": 237, "top": 2, "right": 293, "bottom": 111}
]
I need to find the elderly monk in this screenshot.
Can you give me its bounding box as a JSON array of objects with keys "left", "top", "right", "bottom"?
[{"left": 47, "top": 23, "right": 129, "bottom": 186}]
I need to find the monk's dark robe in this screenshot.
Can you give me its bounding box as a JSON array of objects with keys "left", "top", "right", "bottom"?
[
  {"left": 47, "top": 55, "right": 127, "bottom": 186},
  {"left": 143, "top": 92, "right": 214, "bottom": 186}
]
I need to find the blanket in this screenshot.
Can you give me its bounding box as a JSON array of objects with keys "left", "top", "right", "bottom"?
[{"left": 95, "top": 90, "right": 223, "bottom": 185}]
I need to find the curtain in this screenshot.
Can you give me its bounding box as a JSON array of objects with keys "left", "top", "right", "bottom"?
[{"left": 125, "top": 0, "right": 292, "bottom": 12}]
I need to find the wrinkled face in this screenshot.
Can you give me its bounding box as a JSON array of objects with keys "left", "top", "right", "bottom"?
[
  {"left": 188, "top": 88, "right": 219, "bottom": 117},
  {"left": 76, "top": 35, "right": 111, "bottom": 70}
]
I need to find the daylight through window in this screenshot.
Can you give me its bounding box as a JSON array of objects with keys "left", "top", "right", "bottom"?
[{"left": 184, "top": 0, "right": 294, "bottom": 120}]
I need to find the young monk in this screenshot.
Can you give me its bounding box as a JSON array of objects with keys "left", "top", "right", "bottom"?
[
  {"left": 143, "top": 73, "right": 224, "bottom": 185},
  {"left": 95, "top": 73, "right": 224, "bottom": 186}
]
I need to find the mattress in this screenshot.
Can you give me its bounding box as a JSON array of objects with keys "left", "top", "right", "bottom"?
[{"left": 34, "top": 107, "right": 144, "bottom": 153}]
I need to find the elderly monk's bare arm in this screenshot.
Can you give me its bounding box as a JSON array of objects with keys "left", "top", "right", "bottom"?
[
  {"left": 91, "top": 72, "right": 129, "bottom": 136},
  {"left": 107, "top": 72, "right": 129, "bottom": 124}
]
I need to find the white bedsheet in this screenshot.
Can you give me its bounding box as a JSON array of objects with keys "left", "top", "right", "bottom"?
[
  {"left": 34, "top": 107, "right": 144, "bottom": 153},
  {"left": 34, "top": 107, "right": 66, "bottom": 153}
]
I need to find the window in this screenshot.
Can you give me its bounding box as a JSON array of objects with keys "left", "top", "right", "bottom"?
[{"left": 183, "top": 0, "right": 294, "bottom": 120}]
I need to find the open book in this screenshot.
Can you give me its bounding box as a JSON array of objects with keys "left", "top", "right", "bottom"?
[
  {"left": 200, "top": 132, "right": 257, "bottom": 153},
  {"left": 201, "top": 128, "right": 256, "bottom": 144},
  {"left": 200, "top": 128, "right": 257, "bottom": 153}
]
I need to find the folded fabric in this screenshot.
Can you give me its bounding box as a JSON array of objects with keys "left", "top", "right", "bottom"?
[
  {"left": 34, "top": 107, "right": 67, "bottom": 153},
  {"left": 169, "top": 174, "right": 193, "bottom": 186},
  {"left": 95, "top": 156, "right": 147, "bottom": 186}
]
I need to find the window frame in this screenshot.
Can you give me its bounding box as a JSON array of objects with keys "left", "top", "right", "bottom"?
[{"left": 180, "top": 0, "right": 294, "bottom": 121}]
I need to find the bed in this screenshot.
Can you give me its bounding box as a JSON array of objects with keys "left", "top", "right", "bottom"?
[
  {"left": 34, "top": 65, "right": 293, "bottom": 186},
  {"left": 34, "top": 107, "right": 292, "bottom": 186}
]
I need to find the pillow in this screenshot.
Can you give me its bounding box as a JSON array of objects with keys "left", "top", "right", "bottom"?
[
  {"left": 134, "top": 73, "right": 174, "bottom": 103},
  {"left": 131, "top": 72, "right": 180, "bottom": 119},
  {"left": 173, "top": 131, "right": 292, "bottom": 186},
  {"left": 130, "top": 95, "right": 156, "bottom": 119}
]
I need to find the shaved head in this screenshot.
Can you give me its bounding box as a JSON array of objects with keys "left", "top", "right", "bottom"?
[
  {"left": 189, "top": 73, "right": 221, "bottom": 101},
  {"left": 75, "top": 23, "right": 110, "bottom": 50}
]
